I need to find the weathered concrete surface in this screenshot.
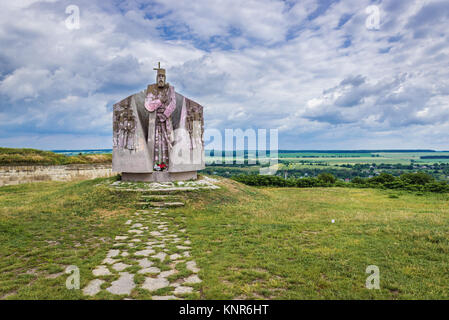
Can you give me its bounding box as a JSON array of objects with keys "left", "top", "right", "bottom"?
[
  {"left": 0, "top": 164, "right": 113, "bottom": 187},
  {"left": 142, "top": 277, "right": 169, "bottom": 292},
  {"left": 106, "top": 272, "right": 135, "bottom": 295},
  {"left": 83, "top": 279, "right": 105, "bottom": 296},
  {"left": 92, "top": 265, "right": 112, "bottom": 276}
]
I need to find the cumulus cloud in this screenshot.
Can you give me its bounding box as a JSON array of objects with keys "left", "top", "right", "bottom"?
[{"left": 0, "top": 0, "right": 448, "bottom": 149}]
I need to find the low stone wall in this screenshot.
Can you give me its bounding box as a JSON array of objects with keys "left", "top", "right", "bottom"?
[{"left": 0, "top": 164, "right": 114, "bottom": 187}]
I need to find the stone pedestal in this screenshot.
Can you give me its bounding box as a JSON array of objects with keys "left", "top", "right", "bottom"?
[{"left": 121, "top": 171, "right": 197, "bottom": 182}]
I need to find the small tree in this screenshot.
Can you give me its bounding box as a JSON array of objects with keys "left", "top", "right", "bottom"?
[
  {"left": 369, "top": 172, "right": 395, "bottom": 184},
  {"left": 317, "top": 172, "right": 336, "bottom": 184},
  {"left": 400, "top": 172, "right": 434, "bottom": 185},
  {"left": 351, "top": 177, "right": 365, "bottom": 184}
]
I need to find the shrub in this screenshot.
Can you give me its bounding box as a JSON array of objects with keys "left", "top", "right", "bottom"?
[
  {"left": 317, "top": 172, "right": 336, "bottom": 184},
  {"left": 383, "top": 180, "right": 407, "bottom": 189},
  {"left": 368, "top": 173, "right": 396, "bottom": 184},
  {"left": 351, "top": 177, "right": 366, "bottom": 184},
  {"left": 403, "top": 184, "right": 424, "bottom": 192},
  {"left": 232, "top": 172, "right": 449, "bottom": 194},
  {"left": 334, "top": 180, "right": 347, "bottom": 187},
  {"left": 296, "top": 178, "right": 321, "bottom": 187},
  {"left": 424, "top": 181, "right": 449, "bottom": 193},
  {"left": 400, "top": 172, "right": 434, "bottom": 185},
  {"left": 232, "top": 174, "right": 288, "bottom": 187}
]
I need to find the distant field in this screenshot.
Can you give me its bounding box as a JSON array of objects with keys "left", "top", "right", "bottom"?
[
  {"left": 379, "top": 153, "right": 449, "bottom": 165},
  {"left": 279, "top": 152, "right": 375, "bottom": 158},
  {"left": 278, "top": 151, "right": 449, "bottom": 166},
  {"left": 208, "top": 151, "right": 449, "bottom": 166},
  {"left": 203, "top": 150, "right": 449, "bottom": 183}
]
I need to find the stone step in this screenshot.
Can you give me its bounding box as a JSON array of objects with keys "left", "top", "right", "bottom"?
[
  {"left": 135, "top": 210, "right": 151, "bottom": 213},
  {"left": 110, "top": 188, "right": 199, "bottom": 194},
  {"left": 159, "top": 202, "right": 185, "bottom": 207},
  {"left": 141, "top": 195, "right": 172, "bottom": 199},
  {"left": 140, "top": 195, "right": 183, "bottom": 201},
  {"left": 109, "top": 188, "right": 170, "bottom": 193},
  {"left": 141, "top": 190, "right": 187, "bottom": 195},
  {"left": 137, "top": 201, "right": 185, "bottom": 207},
  {"left": 108, "top": 188, "right": 143, "bottom": 192}
]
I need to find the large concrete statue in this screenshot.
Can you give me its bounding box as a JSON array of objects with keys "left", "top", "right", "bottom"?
[{"left": 112, "top": 63, "right": 205, "bottom": 182}]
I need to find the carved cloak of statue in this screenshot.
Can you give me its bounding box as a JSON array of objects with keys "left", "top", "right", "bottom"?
[{"left": 112, "top": 84, "right": 205, "bottom": 176}]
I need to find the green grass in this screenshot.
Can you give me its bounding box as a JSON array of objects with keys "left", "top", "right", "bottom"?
[
  {"left": 0, "top": 177, "right": 140, "bottom": 299},
  {"left": 0, "top": 147, "right": 112, "bottom": 166},
  {"left": 181, "top": 179, "right": 449, "bottom": 299},
  {"left": 0, "top": 176, "right": 448, "bottom": 299}
]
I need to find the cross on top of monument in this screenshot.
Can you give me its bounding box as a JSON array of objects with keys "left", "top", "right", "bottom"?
[{"left": 153, "top": 62, "right": 165, "bottom": 75}]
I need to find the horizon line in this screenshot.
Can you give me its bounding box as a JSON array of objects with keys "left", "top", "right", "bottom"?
[{"left": 46, "top": 148, "right": 449, "bottom": 153}]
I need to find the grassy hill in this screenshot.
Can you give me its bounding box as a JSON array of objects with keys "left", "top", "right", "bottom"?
[
  {"left": 0, "top": 147, "right": 112, "bottom": 166},
  {"left": 0, "top": 176, "right": 448, "bottom": 299}
]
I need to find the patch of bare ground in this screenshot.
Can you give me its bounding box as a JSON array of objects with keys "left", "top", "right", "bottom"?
[
  {"left": 1, "top": 291, "right": 17, "bottom": 300},
  {"left": 252, "top": 293, "right": 267, "bottom": 299},
  {"left": 46, "top": 272, "right": 65, "bottom": 279},
  {"left": 221, "top": 279, "right": 233, "bottom": 287},
  {"left": 93, "top": 208, "right": 130, "bottom": 219},
  {"left": 301, "top": 230, "right": 320, "bottom": 235}
]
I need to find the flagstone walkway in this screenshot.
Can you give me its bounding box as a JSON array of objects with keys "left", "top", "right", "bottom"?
[{"left": 83, "top": 200, "right": 202, "bottom": 299}]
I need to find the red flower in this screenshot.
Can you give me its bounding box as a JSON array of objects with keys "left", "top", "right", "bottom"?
[{"left": 159, "top": 163, "right": 167, "bottom": 169}]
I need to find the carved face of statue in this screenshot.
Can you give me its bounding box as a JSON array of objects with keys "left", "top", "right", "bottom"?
[{"left": 157, "top": 73, "right": 166, "bottom": 88}]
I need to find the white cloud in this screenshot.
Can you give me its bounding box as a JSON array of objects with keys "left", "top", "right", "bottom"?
[
  {"left": 152, "top": 0, "right": 291, "bottom": 43},
  {"left": 0, "top": 0, "right": 449, "bottom": 149}
]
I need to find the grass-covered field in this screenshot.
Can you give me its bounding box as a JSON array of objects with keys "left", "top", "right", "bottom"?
[
  {"left": 280, "top": 152, "right": 449, "bottom": 165},
  {"left": 1, "top": 176, "right": 448, "bottom": 299},
  {"left": 208, "top": 151, "right": 449, "bottom": 165},
  {"left": 0, "top": 178, "right": 140, "bottom": 299},
  {"left": 0, "top": 148, "right": 112, "bottom": 166}
]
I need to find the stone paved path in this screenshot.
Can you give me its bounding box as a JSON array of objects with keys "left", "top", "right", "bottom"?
[{"left": 83, "top": 202, "right": 202, "bottom": 299}]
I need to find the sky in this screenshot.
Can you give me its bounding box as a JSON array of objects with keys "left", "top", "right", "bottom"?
[{"left": 0, "top": 0, "right": 448, "bottom": 150}]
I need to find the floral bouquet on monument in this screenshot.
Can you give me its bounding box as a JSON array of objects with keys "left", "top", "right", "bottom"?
[{"left": 154, "top": 162, "right": 167, "bottom": 171}]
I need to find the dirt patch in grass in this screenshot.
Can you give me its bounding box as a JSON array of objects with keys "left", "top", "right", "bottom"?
[{"left": 93, "top": 208, "right": 131, "bottom": 219}]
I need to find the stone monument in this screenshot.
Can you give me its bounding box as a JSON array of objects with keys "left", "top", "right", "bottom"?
[{"left": 113, "top": 63, "right": 205, "bottom": 182}]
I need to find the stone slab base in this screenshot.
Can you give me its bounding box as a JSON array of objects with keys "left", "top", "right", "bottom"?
[{"left": 121, "top": 171, "right": 197, "bottom": 182}]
